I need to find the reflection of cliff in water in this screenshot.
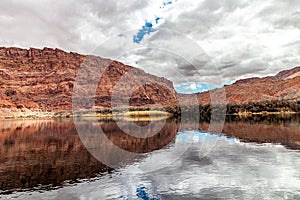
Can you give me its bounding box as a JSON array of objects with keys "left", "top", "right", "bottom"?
[
  {"left": 1, "top": 115, "right": 298, "bottom": 193},
  {"left": 0, "top": 119, "right": 178, "bottom": 193},
  {"left": 186, "top": 114, "right": 300, "bottom": 150},
  {"left": 76, "top": 118, "right": 179, "bottom": 168}
]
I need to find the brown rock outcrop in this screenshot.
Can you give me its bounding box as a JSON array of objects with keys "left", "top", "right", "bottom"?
[
  {"left": 0, "top": 47, "right": 178, "bottom": 118},
  {"left": 196, "top": 66, "right": 300, "bottom": 104},
  {"left": 1, "top": 46, "right": 299, "bottom": 116}
]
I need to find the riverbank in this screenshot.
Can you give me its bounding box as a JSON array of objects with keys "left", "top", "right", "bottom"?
[
  {"left": 1, "top": 102, "right": 299, "bottom": 120},
  {"left": 0, "top": 107, "right": 299, "bottom": 120},
  {"left": 0, "top": 109, "right": 172, "bottom": 121},
  {"left": 234, "top": 110, "right": 298, "bottom": 116}
]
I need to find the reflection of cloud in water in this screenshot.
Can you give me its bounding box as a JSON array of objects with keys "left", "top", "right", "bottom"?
[
  {"left": 11, "top": 137, "right": 300, "bottom": 200},
  {"left": 176, "top": 130, "right": 237, "bottom": 144},
  {"left": 4, "top": 115, "right": 300, "bottom": 199}
]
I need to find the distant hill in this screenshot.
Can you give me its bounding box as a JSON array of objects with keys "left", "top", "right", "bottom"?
[{"left": 195, "top": 66, "right": 300, "bottom": 105}]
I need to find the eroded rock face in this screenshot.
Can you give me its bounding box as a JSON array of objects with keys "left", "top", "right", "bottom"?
[
  {"left": 1, "top": 46, "right": 299, "bottom": 115},
  {"left": 275, "top": 66, "right": 300, "bottom": 80},
  {"left": 0, "top": 47, "right": 178, "bottom": 117},
  {"left": 196, "top": 66, "right": 300, "bottom": 104}
]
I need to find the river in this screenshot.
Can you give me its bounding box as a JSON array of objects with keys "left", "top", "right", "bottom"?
[{"left": 0, "top": 114, "right": 300, "bottom": 199}]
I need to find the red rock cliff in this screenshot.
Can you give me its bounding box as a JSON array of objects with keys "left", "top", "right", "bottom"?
[
  {"left": 0, "top": 47, "right": 178, "bottom": 117},
  {"left": 196, "top": 66, "right": 300, "bottom": 104}
]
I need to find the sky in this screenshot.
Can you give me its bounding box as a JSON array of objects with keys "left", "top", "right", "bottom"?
[{"left": 0, "top": 0, "right": 299, "bottom": 93}]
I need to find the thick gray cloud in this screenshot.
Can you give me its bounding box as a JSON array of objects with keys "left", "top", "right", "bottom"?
[
  {"left": 0, "top": 0, "right": 150, "bottom": 53},
  {"left": 0, "top": 0, "right": 299, "bottom": 85},
  {"left": 158, "top": 0, "right": 300, "bottom": 83}
]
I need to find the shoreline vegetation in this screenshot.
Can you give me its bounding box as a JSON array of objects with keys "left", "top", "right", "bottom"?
[{"left": 0, "top": 99, "right": 299, "bottom": 120}]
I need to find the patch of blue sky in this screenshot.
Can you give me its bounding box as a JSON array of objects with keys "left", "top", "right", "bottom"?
[
  {"left": 176, "top": 130, "right": 236, "bottom": 144},
  {"left": 163, "top": 0, "right": 173, "bottom": 6},
  {"left": 133, "top": 21, "right": 156, "bottom": 44},
  {"left": 160, "top": 0, "right": 177, "bottom": 8},
  {"left": 175, "top": 81, "right": 233, "bottom": 94},
  {"left": 224, "top": 80, "right": 232, "bottom": 85},
  {"left": 155, "top": 17, "right": 161, "bottom": 24},
  {"left": 133, "top": 0, "right": 179, "bottom": 43}
]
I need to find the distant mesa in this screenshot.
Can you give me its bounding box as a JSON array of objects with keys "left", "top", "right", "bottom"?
[{"left": 194, "top": 66, "right": 300, "bottom": 105}]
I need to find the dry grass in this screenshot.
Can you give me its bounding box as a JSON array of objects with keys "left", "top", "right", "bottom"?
[
  {"left": 122, "top": 110, "right": 170, "bottom": 116},
  {"left": 77, "top": 110, "right": 172, "bottom": 122}
]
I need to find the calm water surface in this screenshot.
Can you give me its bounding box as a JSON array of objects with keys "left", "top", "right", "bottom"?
[{"left": 1, "top": 115, "right": 300, "bottom": 199}]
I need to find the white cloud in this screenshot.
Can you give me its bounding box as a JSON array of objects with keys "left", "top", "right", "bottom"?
[
  {"left": 186, "top": 83, "right": 197, "bottom": 91},
  {"left": 185, "top": 83, "right": 202, "bottom": 91},
  {"left": 0, "top": 0, "right": 299, "bottom": 84}
]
